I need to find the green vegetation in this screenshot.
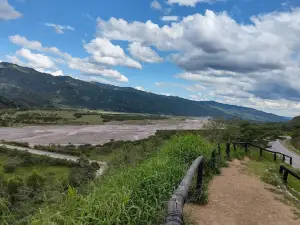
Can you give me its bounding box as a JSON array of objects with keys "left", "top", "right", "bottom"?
[
  {"left": 30, "top": 134, "right": 222, "bottom": 225},
  {"left": 203, "top": 119, "right": 287, "bottom": 147},
  {"left": 242, "top": 148, "right": 300, "bottom": 213},
  {"left": 0, "top": 109, "right": 170, "bottom": 126},
  {"left": 0, "top": 147, "right": 100, "bottom": 224},
  {"left": 0, "top": 62, "right": 288, "bottom": 122},
  {"left": 281, "top": 138, "right": 300, "bottom": 155},
  {"left": 288, "top": 116, "right": 300, "bottom": 150}
]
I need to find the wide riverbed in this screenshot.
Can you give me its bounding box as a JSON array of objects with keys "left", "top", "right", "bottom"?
[{"left": 0, "top": 119, "right": 208, "bottom": 145}]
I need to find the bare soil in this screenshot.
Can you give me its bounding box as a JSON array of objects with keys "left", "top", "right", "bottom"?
[
  {"left": 184, "top": 160, "right": 299, "bottom": 225},
  {"left": 0, "top": 119, "right": 208, "bottom": 145}
]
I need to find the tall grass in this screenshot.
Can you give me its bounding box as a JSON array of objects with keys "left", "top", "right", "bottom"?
[{"left": 30, "top": 135, "right": 217, "bottom": 225}]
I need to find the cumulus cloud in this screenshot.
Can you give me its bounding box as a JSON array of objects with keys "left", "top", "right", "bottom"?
[
  {"left": 8, "top": 35, "right": 130, "bottom": 82},
  {"left": 84, "top": 38, "right": 142, "bottom": 69},
  {"left": 0, "top": 0, "right": 22, "bottom": 20},
  {"left": 9, "top": 35, "right": 62, "bottom": 55},
  {"left": 151, "top": 0, "right": 162, "bottom": 10},
  {"left": 128, "top": 42, "right": 163, "bottom": 63},
  {"left": 97, "top": 9, "right": 300, "bottom": 107},
  {"left": 167, "top": 0, "right": 219, "bottom": 7},
  {"left": 135, "top": 86, "right": 145, "bottom": 91},
  {"left": 161, "top": 16, "right": 179, "bottom": 21},
  {"left": 35, "top": 68, "right": 63, "bottom": 76},
  {"left": 16, "top": 48, "right": 56, "bottom": 69},
  {"left": 45, "top": 23, "right": 75, "bottom": 34}
]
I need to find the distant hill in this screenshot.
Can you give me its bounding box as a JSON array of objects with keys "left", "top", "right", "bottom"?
[{"left": 0, "top": 62, "right": 288, "bottom": 122}]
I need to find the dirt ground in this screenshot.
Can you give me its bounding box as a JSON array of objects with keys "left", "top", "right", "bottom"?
[
  {"left": 0, "top": 119, "right": 208, "bottom": 145},
  {"left": 184, "top": 160, "right": 299, "bottom": 225}
]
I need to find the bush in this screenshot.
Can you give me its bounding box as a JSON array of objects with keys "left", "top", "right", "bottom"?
[
  {"left": 26, "top": 170, "right": 45, "bottom": 191},
  {"left": 3, "top": 158, "right": 21, "bottom": 173}
]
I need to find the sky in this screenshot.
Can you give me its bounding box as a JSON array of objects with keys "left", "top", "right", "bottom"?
[{"left": 1, "top": 0, "right": 300, "bottom": 117}]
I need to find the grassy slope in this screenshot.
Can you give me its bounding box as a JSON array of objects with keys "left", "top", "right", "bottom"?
[
  {"left": 30, "top": 135, "right": 220, "bottom": 225},
  {"left": 281, "top": 139, "right": 300, "bottom": 156}
]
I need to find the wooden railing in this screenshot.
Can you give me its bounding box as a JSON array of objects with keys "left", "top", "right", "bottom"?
[
  {"left": 165, "top": 149, "right": 219, "bottom": 225},
  {"left": 231, "top": 142, "right": 293, "bottom": 166},
  {"left": 279, "top": 165, "right": 300, "bottom": 184}
]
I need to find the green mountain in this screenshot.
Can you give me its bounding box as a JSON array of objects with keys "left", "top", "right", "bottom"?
[
  {"left": 0, "top": 95, "right": 18, "bottom": 109},
  {"left": 0, "top": 62, "right": 288, "bottom": 122}
]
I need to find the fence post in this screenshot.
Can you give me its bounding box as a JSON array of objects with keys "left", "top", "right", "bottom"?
[
  {"left": 260, "top": 148, "right": 263, "bottom": 157},
  {"left": 226, "top": 143, "right": 230, "bottom": 159},
  {"left": 290, "top": 157, "right": 292, "bottom": 166},
  {"left": 274, "top": 152, "right": 277, "bottom": 161},
  {"left": 233, "top": 143, "right": 237, "bottom": 152},
  {"left": 218, "top": 143, "right": 221, "bottom": 156},
  {"left": 282, "top": 155, "right": 285, "bottom": 162},
  {"left": 279, "top": 166, "right": 283, "bottom": 174},
  {"left": 196, "top": 161, "right": 203, "bottom": 191},
  {"left": 245, "top": 143, "right": 248, "bottom": 153},
  {"left": 211, "top": 149, "right": 216, "bottom": 171},
  {"left": 283, "top": 170, "right": 288, "bottom": 184}
]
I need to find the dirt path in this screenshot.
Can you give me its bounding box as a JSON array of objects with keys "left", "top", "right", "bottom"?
[{"left": 184, "top": 160, "right": 299, "bottom": 225}]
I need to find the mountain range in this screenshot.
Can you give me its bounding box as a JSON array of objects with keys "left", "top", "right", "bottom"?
[{"left": 0, "top": 62, "right": 289, "bottom": 122}]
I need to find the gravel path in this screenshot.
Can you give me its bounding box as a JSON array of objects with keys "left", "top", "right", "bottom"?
[
  {"left": 0, "top": 144, "right": 107, "bottom": 177},
  {"left": 0, "top": 119, "right": 208, "bottom": 146},
  {"left": 184, "top": 160, "right": 299, "bottom": 225},
  {"left": 270, "top": 139, "right": 300, "bottom": 169}
]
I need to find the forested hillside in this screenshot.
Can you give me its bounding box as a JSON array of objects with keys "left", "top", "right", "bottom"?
[{"left": 0, "top": 62, "right": 288, "bottom": 122}]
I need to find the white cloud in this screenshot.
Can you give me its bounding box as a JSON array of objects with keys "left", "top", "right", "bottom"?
[
  {"left": 162, "top": 93, "right": 172, "bottom": 96},
  {"left": 84, "top": 38, "right": 142, "bottom": 69},
  {"left": 9, "top": 35, "right": 62, "bottom": 55},
  {"left": 8, "top": 35, "right": 130, "bottom": 82},
  {"left": 0, "top": 0, "right": 22, "bottom": 20},
  {"left": 128, "top": 42, "right": 163, "bottom": 63},
  {"left": 135, "top": 86, "right": 145, "bottom": 91},
  {"left": 16, "top": 48, "right": 56, "bottom": 69},
  {"left": 167, "top": 0, "right": 218, "bottom": 7},
  {"left": 45, "top": 23, "right": 75, "bottom": 34},
  {"left": 97, "top": 9, "right": 300, "bottom": 104},
  {"left": 151, "top": 0, "right": 162, "bottom": 10},
  {"left": 161, "top": 16, "right": 179, "bottom": 21},
  {"left": 50, "top": 70, "right": 63, "bottom": 76},
  {"left": 34, "top": 68, "right": 63, "bottom": 76},
  {"left": 64, "top": 55, "right": 129, "bottom": 82}
]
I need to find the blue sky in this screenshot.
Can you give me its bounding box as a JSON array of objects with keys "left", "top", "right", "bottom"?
[{"left": 1, "top": 0, "right": 300, "bottom": 117}]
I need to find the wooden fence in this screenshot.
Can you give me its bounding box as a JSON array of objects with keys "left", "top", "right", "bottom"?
[
  {"left": 232, "top": 142, "right": 293, "bottom": 165},
  {"left": 279, "top": 165, "right": 300, "bottom": 184},
  {"left": 165, "top": 149, "right": 219, "bottom": 225},
  {"left": 165, "top": 141, "right": 299, "bottom": 225}
]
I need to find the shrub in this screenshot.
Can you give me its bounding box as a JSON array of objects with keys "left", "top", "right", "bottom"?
[
  {"left": 3, "top": 157, "right": 21, "bottom": 173},
  {"left": 26, "top": 170, "right": 45, "bottom": 191}
]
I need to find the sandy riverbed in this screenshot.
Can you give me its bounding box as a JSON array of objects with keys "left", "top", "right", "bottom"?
[{"left": 0, "top": 119, "right": 209, "bottom": 145}]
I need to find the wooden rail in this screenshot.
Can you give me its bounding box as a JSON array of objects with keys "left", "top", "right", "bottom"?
[
  {"left": 279, "top": 165, "right": 300, "bottom": 184},
  {"left": 165, "top": 149, "right": 219, "bottom": 225},
  {"left": 232, "top": 142, "right": 293, "bottom": 166},
  {"left": 165, "top": 156, "right": 204, "bottom": 225}
]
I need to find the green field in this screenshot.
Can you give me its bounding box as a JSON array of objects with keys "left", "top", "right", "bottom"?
[{"left": 0, "top": 154, "right": 69, "bottom": 180}]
